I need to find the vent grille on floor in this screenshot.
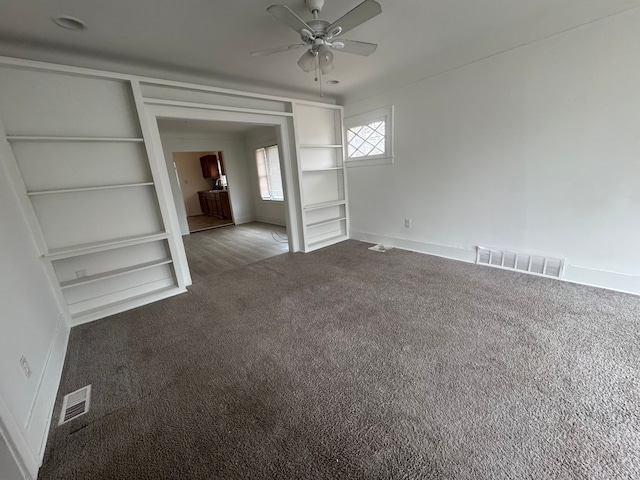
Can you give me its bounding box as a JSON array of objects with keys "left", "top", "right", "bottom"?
[
  {"left": 59, "top": 385, "right": 91, "bottom": 425},
  {"left": 476, "top": 247, "right": 564, "bottom": 279}
]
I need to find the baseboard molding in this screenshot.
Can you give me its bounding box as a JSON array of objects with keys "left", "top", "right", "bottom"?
[
  {"left": 350, "top": 230, "right": 476, "bottom": 264},
  {"left": 350, "top": 230, "right": 639, "bottom": 296},
  {"left": 24, "top": 313, "right": 70, "bottom": 461},
  {"left": 254, "top": 215, "right": 286, "bottom": 227},
  {"left": 233, "top": 215, "right": 254, "bottom": 225},
  {"left": 0, "top": 392, "right": 39, "bottom": 480},
  {"left": 563, "top": 265, "right": 640, "bottom": 295}
]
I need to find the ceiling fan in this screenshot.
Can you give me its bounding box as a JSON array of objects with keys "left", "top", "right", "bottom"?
[{"left": 251, "top": 0, "right": 382, "bottom": 75}]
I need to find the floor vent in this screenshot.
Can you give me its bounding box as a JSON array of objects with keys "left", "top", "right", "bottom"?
[
  {"left": 59, "top": 385, "right": 91, "bottom": 425},
  {"left": 476, "top": 246, "right": 564, "bottom": 279}
]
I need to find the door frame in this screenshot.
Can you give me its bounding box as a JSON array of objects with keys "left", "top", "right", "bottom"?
[{"left": 141, "top": 104, "right": 303, "bottom": 285}]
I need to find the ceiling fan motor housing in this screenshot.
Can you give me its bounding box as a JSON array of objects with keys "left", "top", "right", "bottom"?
[{"left": 305, "top": 0, "right": 325, "bottom": 14}]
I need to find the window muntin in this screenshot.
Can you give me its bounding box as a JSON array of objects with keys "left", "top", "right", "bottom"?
[
  {"left": 345, "top": 106, "right": 394, "bottom": 165},
  {"left": 255, "top": 145, "right": 284, "bottom": 201}
]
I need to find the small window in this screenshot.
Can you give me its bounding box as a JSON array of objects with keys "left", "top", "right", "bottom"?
[
  {"left": 345, "top": 105, "right": 394, "bottom": 166},
  {"left": 255, "top": 145, "right": 284, "bottom": 201}
]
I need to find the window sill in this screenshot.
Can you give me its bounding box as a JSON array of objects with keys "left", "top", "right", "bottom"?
[{"left": 345, "top": 156, "right": 394, "bottom": 168}]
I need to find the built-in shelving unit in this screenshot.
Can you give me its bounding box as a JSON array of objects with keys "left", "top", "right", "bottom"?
[
  {"left": 5, "top": 136, "right": 144, "bottom": 143},
  {"left": 27, "top": 182, "right": 154, "bottom": 196},
  {"left": 293, "top": 102, "right": 348, "bottom": 252},
  {"left": 0, "top": 65, "right": 184, "bottom": 324}
]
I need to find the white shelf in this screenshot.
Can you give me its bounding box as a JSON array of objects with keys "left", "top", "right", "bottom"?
[
  {"left": 306, "top": 217, "right": 346, "bottom": 229},
  {"left": 27, "top": 182, "right": 154, "bottom": 196},
  {"left": 301, "top": 167, "right": 344, "bottom": 172},
  {"left": 304, "top": 200, "right": 346, "bottom": 211},
  {"left": 307, "top": 234, "right": 349, "bottom": 250},
  {"left": 45, "top": 232, "right": 169, "bottom": 260},
  {"left": 60, "top": 258, "right": 173, "bottom": 289},
  {"left": 5, "top": 136, "right": 144, "bottom": 143},
  {"left": 69, "top": 285, "right": 184, "bottom": 324},
  {"left": 299, "top": 144, "right": 342, "bottom": 148}
]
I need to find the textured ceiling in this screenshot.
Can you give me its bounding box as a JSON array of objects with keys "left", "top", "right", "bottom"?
[{"left": 1, "top": 0, "right": 639, "bottom": 103}]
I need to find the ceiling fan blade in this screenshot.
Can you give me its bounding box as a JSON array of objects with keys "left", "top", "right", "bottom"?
[
  {"left": 326, "top": 0, "right": 382, "bottom": 36},
  {"left": 267, "top": 5, "right": 313, "bottom": 33},
  {"left": 251, "top": 44, "right": 306, "bottom": 57},
  {"left": 331, "top": 39, "right": 377, "bottom": 56}
]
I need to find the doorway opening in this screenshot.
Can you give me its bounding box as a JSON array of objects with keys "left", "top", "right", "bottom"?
[
  {"left": 172, "top": 150, "right": 234, "bottom": 233},
  {"left": 155, "top": 117, "right": 292, "bottom": 282}
]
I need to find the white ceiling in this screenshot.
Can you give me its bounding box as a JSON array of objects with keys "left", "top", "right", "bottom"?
[{"left": 1, "top": 0, "right": 639, "bottom": 103}]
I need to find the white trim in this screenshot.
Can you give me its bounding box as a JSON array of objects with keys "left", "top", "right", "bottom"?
[
  {"left": 143, "top": 98, "right": 294, "bottom": 117},
  {"left": 344, "top": 105, "right": 394, "bottom": 164},
  {"left": 130, "top": 79, "right": 192, "bottom": 289},
  {"left": 146, "top": 104, "right": 302, "bottom": 253},
  {"left": 24, "top": 313, "right": 70, "bottom": 459},
  {"left": 0, "top": 55, "right": 337, "bottom": 108},
  {"left": 345, "top": 156, "right": 394, "bottom": 167},
  {"left": 349, "top": 229, "right": 640, "bottom": 295},
  {"left": 0, "top": 398, "right": 38, "bottom": 479}
]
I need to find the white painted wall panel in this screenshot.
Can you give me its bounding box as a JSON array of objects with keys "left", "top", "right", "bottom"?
[
  {"left": 31, "top": 187, "right": 163, "bottom": 250},
  {"left": 12, "top": 142, "right": 151, "bottom": 192},
  {"left": 0, "top": 67, "right": 140, "bottom": 137},
  {"left": 344, "top": 8, "right": 640, "bottom": 291}
]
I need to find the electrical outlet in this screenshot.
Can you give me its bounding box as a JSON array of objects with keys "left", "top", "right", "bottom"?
[
  {"left": 405, "top": 218, "right": 412, "bottom": 228},
  {"left": 76, "top": 270, "right": 87, "bottom": 279},
  {"left": 20, "top": 356, "right": 32, "bottom": 378}
]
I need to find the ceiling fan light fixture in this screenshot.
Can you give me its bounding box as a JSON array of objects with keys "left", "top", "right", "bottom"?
[
  {"left": 317, "top": 45, "right": 334, "bottom": 74},
  {"left": 297, "top": 50, "right": 317, "bottom": 72}
]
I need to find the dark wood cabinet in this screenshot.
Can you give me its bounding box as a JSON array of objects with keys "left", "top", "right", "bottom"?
[
  {"left": 198, "top": 190, "right": 231, "bottom": 219},
  {"left": 200, "top": 155, "right": 218, "bottom": 178},
  {"left": 200, "top": 153, "right": 226, "bottom": 178}
]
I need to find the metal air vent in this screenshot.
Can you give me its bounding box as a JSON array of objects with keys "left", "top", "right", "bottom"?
[
  {"left": 476, "top": 246, "right": 564, "bottom": 278},
  {"left": 59, "top": 385, "right": 91, "bottom": 425}
]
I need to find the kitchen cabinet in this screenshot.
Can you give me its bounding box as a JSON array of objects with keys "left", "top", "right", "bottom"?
[
  {"left": 198, "top": 190, "right": 231, "bottom": 219},
  {"left": 200, "top": 152, "right": 226, "bottom": 178}
]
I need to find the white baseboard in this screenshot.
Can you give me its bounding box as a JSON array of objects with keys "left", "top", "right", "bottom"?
[
  {"left": 350, "top": 230, "right": 476, "bottom": 264},
  {"left": 0, "top": 313, "right": 69, "bottom": 480},
  {"left": 233, "top": 215, "right": 254, "bottom": 225},
  {"left": 24, "top": 313, "right": 70, "bottom": 461},
  {"left": 254, "top": 215, "right": 286, "bottom": 227},
  {"left": 350, "top": 230, "right": 639, "bottom": 296}
]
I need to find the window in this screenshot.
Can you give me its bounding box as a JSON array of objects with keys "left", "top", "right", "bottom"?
[
  {"left": 255, "top": 145, "right": 284, "bottom": 201},
  {"left": 345, "top": 105, "right": 394, "bottom": 166}
]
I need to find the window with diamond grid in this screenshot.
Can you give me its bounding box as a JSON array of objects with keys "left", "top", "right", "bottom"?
[
  {"left": 344, "top": 106, "right": 394, "bottom": 165},
  {"left": 347, "top": 121, "right": 386, "bottom": 158}
]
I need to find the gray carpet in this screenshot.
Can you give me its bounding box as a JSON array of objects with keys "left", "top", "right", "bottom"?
[{"left": 39, "top": 240, "right": 640, "bottom": 479}]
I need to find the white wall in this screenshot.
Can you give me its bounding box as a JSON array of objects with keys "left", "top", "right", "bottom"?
[
  {"left": 0, "top": 150, "right": 69, "bottom": 478},
  {"left": 172, "top": 151, "right": 215, "bottom": 216},
  {"left": 344, "top": 9, "right": 640, "bottom": 294},
  {"left": 244, "top": 126, "right": 286, "bottom": 226},
  {"left": 158, "top": 129, "right": 255, "bottom": 235}
]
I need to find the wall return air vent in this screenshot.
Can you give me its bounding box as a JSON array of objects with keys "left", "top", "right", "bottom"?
[
  {"left": 476, "top": 246, "right": 565, "bottom": 279},
  {"left": 59, "top": 385, "right": 91, "bottom": 425}
]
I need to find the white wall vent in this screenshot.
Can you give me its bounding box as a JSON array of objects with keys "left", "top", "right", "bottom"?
[
  {"left": 476, "top": 247, "right": 565, "bottom": 279},
  {"left": 59, "top": 385, "right": 91, "bottom": 425}
]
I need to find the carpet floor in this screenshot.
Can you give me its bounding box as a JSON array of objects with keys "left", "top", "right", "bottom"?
[{"left": 39, "top": 241, "right": 640, "bottom": 479}]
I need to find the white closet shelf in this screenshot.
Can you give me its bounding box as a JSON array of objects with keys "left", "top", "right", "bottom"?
[
  {"left": 301, "top": 167, "right": 344, "bottom": 172},
  {"left": 5, "top": 136, "right": 144, "bottom": 142},
  {"left": 69, "top": 285, "right": 185, "bottom": 323},
  {"left": 60, "top": 258, "right": 173, "bottom": 289},
  {"left": 299, "top": 144, "right": 342, "bottom": 148},
  {"left": 307, "top": 234, "right": 349, "bottom": 250},
  {"left": 304, "top": 200, "right": 346, "bottom": 211},
  {"left": 45, "top": 232, "right": 169, "bottom": 260},
  {"left": 306, "top": 217, "right": 346, "bottom": 229},
  {"left": 27, "top": 182, "right": 154, "bottom": 196}
]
